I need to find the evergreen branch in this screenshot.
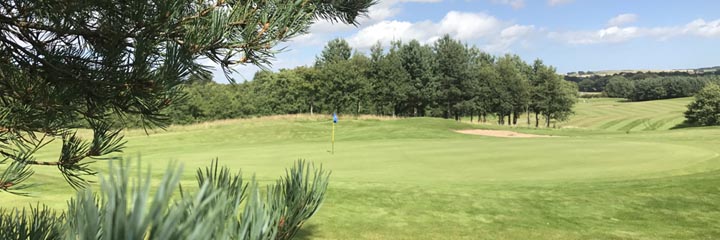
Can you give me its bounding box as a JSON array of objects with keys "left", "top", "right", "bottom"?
[
  {"left": 270, "top": 160, "right": 330, "bottom": 240},
  {"left": 0, "top": 204, "right": 64, "bottom": 239},
  {"left": 0, "top": 161, "right": 35, "bottom": 196},
  {"left": 310, "top": 0, "right": 377, "bottom": 25},
  {"left": 0, "top": 0, "right": 370, "bottom": 194}
]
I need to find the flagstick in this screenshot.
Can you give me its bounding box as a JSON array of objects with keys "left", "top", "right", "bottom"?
[{"left": 331, "top": 121, "right": 335, "bottom": 155}]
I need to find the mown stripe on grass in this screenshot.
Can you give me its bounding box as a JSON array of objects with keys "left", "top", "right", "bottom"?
[
  {"left": 597, "top": 118, "right": 628, "bottom": 130},
  {"left": 617, "top": 118, "right": 650, "bottom": 132}
]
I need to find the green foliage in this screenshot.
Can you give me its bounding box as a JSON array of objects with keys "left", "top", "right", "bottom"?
[
  {"left": 271, "top": 161, "right": 330, "bottom": 239},
  {"left": 160, "top": 35, "right": 578, "bottom": 128},
  {"left": 529, "top": 62, "right": 578, "bottom": 127},
  {"left": 164, "top": 82, "right": 255, "bottom": 124},
  {"left": 0, "top": 0, "right": 372, "bottom": 191},
  {"left": 370, "top": 42, "right": 412, "bottom": 116},
  {"left": 577, "top": 78, "right": 603, "bottom": 92},
  {"left": 622, "top": 75, "right": 713, "bottom": 101},
  {"left": 630, "top": 78, "right": 666, "bottom": 101},
  {"left": 316, "top": 53, "right": 371, "bottom": 114},
  {"left": 316, "top": 39, "right": 353, "bottom": 66},
  {"left": 604, "top": 76, "right": 634, "bottom": 98},
  {"left": 0, "top": 205, "right": 63, "bottom": 240},
  {"left": 685, "top": 84, "right": 720, "bottom": 126},
  {"left": 398, "top": 40, "right": 437, "bottom": 116},
  {"left": 494, "top": 54, "right": 531, "bottom": 124},
  {"left": 0, "top": 159, "right": 329, "bottom": 240},
  {"left": 570, "top": 73, "right": 719, "bottom": 101},
  {"left": 434, "top": 35, "right": 471, "bottom": 120}
]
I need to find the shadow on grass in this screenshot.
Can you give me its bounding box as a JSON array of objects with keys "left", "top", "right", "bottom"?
[
  {"left": 294, "top": 224, "right": 319, "bottom": 240},
  {"left": 670, "top": 122, "right": 700, "bottom": 130}
]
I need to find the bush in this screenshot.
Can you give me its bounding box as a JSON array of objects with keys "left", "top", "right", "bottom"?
[
  {"left": 0, "top": 159, "right": 329, "bottom": 240},
  {"left": 604, "top": 76, "right": 634, "bottom": 98},
  {"left": 630, "top": 78, "right": 668, "bottom": 101},
  {"left": 685, "top": 84, "right": 720, "bottom": 126}
]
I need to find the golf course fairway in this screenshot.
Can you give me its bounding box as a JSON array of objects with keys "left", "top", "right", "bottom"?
[{"left": 2, "top": 97, "right": 720, "bottom": 239}]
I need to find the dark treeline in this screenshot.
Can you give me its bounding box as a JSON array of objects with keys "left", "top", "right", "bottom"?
[
  {"left": 165, "top": 36, "right": 578, "bottom": 127},
  {"left": 602, "top": 75, "right": 720, "bottom": 101},
  {"left": 565, "top": 71, "right": 720, "bottom": 96}
]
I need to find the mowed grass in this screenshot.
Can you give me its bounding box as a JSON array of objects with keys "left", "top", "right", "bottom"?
[
  {"left": 564, "top": 97, "right": 692, "bottom": 131},
  {"left": 2, "top": 99, "right": 720, "bottom": 239}
]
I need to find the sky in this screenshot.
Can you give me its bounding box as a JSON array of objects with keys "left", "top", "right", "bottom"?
[{"left": 214, "top": 0, "right": 720, "bottom": 82}]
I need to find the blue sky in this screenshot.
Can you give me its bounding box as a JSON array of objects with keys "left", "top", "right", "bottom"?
[{"left": 216, "top": 0, "right": 720, "bottom": 82}]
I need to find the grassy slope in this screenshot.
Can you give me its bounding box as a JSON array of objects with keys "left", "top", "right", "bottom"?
[
  {"left": 2, "top": 99, "right": 720, "bottom": 239},
  {"left": 563, "top": 97, "right": 691, "bottom": 131}
]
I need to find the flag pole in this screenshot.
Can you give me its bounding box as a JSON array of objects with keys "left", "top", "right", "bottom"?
[{"left": 332, "top": 112, "right": 337, "bottom": 155}]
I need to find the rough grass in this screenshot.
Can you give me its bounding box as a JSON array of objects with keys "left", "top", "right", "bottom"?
[{"left": 2, "top": 98, "right": 720, "bottom": 239}]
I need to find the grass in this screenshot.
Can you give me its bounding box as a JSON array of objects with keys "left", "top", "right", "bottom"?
[
  {"left": 563, "top": 97, "right": 692, "bottom": 131},
  {"left": 2, "top": 98, "right": 720, "bottom": 239}
]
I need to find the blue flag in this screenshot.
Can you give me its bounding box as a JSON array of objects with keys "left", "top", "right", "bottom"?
[{"left": 333, "top": 113, "right": 338, "bottom": 123}]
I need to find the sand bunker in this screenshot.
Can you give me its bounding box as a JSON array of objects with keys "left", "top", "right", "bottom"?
[{"left": 455, "top": 129, "right": 553, "bottom": 138}]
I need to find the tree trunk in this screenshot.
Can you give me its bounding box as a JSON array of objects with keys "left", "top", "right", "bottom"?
[
  {"left": 535, "top": 112, "right": 539, "bottom": 128},
  {"left": 310, "top": 104, "right": 314, "bottom": 115},
  {"left": 526, "top": 107, "right": 530, "bottom": 126},
  {"left": 445, "top": 101, "right": 450, "bottom": 119},
  {"left": 546, "top": 114, "right": 551, "bottom": 128}
]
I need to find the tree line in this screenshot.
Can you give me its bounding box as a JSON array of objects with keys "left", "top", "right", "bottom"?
[
  {"left": 603, "top": 75, "right": 720, "bottom": 101},
  {"left": 165, "top": 36, "right": 578, "bottom": 128},
  {"left": 564, "top": 71, "right": 720, "bottom": 97}
]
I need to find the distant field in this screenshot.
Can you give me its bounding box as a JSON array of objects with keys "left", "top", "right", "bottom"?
[
  {"left": 564, "top": 97, "right": 691, "bottom": 131},
  {"left": 2, "top": 98, "right": 720, "bottom": 239}
]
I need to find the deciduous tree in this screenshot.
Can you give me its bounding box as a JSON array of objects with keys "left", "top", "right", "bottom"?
[{"left": 685, "top": 83, "right": 720, "bottom": 126}]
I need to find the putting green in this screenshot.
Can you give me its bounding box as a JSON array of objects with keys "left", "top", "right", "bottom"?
[
  {"left": 3, "top": 99, "right": 720, "bottom": 239},
  {"left": 118, "top": 137, "right": 717, "bottom": 185}
]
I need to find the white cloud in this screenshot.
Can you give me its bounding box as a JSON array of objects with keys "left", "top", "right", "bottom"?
[
  {"left": 440, "top": 12, "right": 503, "bottom": 40},
  {"left": 347, "top": 11, "right": 536, "bottom": 53},
  {"left": 492, "top": 0, "right": 525, "bottom": 9},
  {"left": 608, "top": 13, "right": 638, "bottom": 26},
  {"left": 549, "top": 17, "right": 720, "bottom": 45},
  {"left": 362, "top": 0, "right": 442, "bottom": 21},
  {"left": 347, "top": 20, "right": 431, "bottom": 48},
  {"left": 501, "top": 24, "right": 535, "bottom": 39},
  {"left": 548, "top": 0, "right": 574, "bottom": 6},
  {"left": 485, "top": 24, "right": 536, "bottom": 52},
  {"left": 288, "top": 0, "right": 442, "bottom": 47},
  {"left": 214, "top": 0, "right": 448, "bottom": 81},
  {"left": 549, "top": 26, "right": 640, "bottom": 44},
  {"left": 684, "top": 19, "right": 720, "bottom": 37}
]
